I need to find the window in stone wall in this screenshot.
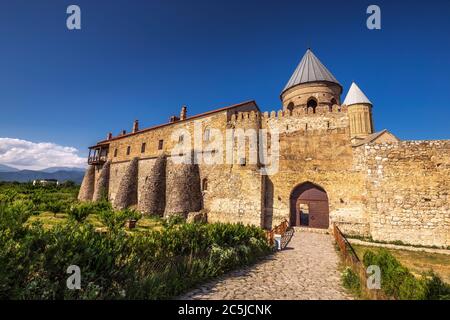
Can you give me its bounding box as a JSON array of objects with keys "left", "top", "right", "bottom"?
[
  {"left": 307, "top": 98, "right": 317, "bottom": 114},
  {"left": 204, "top": 128, "right": 210, "bottom": 142},
  {"left": 202, "top": 178, "right": 208, "bottom": 191},
  {"left": 114, "top": 149, "right": 118, "bottom": 157},
  {"left": 141, "top": 142, "right": 146, "bottom": 153},
  {"left": 239, "top": 157, "right": 246, "bottom": 166},
  {"left": 287, "top": 102, "right": 294, "bottom": 113},
  {"left": 158, "top": 140, "right": 163, "bottom": 150},
  {"left": 126, "top": 146, "right": 131, "bottom": 155},
  {"left": 179, "top": 135, "right": 184, "bottom": 143}
]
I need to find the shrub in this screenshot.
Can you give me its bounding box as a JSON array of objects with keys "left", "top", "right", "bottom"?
[
  {"left": 67, "top": 203, "right": 95, "bottom": 223},
  {"left": 362, "top": 249, "right": 450, "bottom": 300},
  {"left": 424, "top": 272, "right": 450, "bottom": 300},
  {"left": 342, "top": 266, "right": 361, "bottom": 297},
  {"left": 0, "top": 218, "right": 271, "bottom": 299},
  {"left": 98, "top": 208, "right": 140, "bottom": 231},
  {"left": 0, "top": 183, "right": 272, "bottom": 300},
  {"left": 162, "top": 214, "right": 186, "bottom": 229}
]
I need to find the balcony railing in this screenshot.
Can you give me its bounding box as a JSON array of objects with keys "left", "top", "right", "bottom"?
[{"left": 88, "top": 155, "right": 107, "bottom": 165}]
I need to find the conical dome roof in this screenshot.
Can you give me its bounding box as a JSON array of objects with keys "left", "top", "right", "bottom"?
[
  {"left": 282, "top": 49, "right": 341, "bottom": 94},
  {"left": 343, "top": 82, "right": 372, "bottom": 106}
]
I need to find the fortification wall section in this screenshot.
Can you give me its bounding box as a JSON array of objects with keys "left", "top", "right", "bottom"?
[
  {"left": 355, "top": 140, "right": 450, "bottom": 247},
  {"left": 93, "top": 161, "right": 110, "bottom": 201},
  {"left": 113, "top": 157, "right": 139, "bottom": 210},
  {"left": 199, "top": 163, "right": 264, "bottom": 226},
  {"left": 138, "top": 156, "right": 165, "bottom": 215},
  {"left": 262, "top": 124, "right": 369, "bottom": 235},
  {"left": 78, "top": 165, "right": 95, "bottom": 201},
  {"left": 260, "top": 106, "right": 349, "bottom": 134},
  {"left": 108, "top": 161, "right": 131, "bottom": 204}
]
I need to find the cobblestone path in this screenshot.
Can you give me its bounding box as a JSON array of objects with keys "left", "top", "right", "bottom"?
[{"left": 180, "top": 230, "right": 352, "bottom": 300}]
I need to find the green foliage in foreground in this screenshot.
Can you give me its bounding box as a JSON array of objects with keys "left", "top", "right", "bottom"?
[
  {"left": 0, "top": 182, "right": 79, "bottom": 215},
  {"left": 0, "top": 201, "right": 271, "bottom": 299},
  {"left": 98, "top": 207, "right": 142, "bottom": 231},
  {"left": 362, "top": 249, "right": 450, "bottom": 300},
  {"left": 341, "top": 267, "right": 361, "bottom": 297}
]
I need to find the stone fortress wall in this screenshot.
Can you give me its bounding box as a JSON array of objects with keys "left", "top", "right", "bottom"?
[
  {"left": 80, "top": 102, "right": 266, "bottom": 225},
  {"left": 79, "top": 103, "right": 450, "bottom": 247},
  {"left": 79, "top": 49, "right": 450, "bottom": 247},
  {"left": 353, "top": 140, "right": 450, "bottom": 247}
]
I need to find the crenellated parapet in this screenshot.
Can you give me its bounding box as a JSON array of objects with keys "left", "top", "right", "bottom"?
[
  {"left": 229, "top": 110, "right": 260, "bottom": 123},
  {"left": 260, "top": 104, "right": 347, "bottom": 121}
]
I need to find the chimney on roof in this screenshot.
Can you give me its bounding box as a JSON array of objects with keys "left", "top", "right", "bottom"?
[
  {"left": 107, "top": 132, "right": 113, "bottom": 140},
  {"left": 170, "top": 115, "right": 180, "bottom": 123},
  {"left": 121, "top": 130, "right": 126, "bottom": 135},
  {"left": 180, "top": 105, "right": 187, "bottom": 120},
  {"left": 132, "top": 120, "right": 139, "bottom": 133}
]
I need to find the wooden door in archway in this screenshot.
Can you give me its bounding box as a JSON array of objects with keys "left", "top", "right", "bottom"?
[{"left": 290, "top": 182, "right": 329, "bottom": 229}]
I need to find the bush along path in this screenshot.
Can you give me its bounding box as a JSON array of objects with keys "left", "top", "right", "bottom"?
[
  {"left": 342, "top": 249, "right": 450, "bottom": 300},
  {"left": 180, "top": 230, "right": 353, "bottom": 300},
  {"left": 0, "top": 201, "right": 271, "bottom": 300}
]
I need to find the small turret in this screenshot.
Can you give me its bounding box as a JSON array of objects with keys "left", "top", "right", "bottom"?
[{"left": 343, "top": 82, "right": 374, "bottom": 138}]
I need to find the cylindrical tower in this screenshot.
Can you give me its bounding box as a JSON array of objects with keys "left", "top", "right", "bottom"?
[
  {"left": 280, "top": 49, "right": 342, "bottom": 114},
  {"left": 343, "top": 82, "right": 374, "bottom": 138}
]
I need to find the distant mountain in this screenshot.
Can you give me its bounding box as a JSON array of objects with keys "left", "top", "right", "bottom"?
[
  {"left": 0, "top": 169, "right": 84, "bottom": 184},
  {"left": 0, "top": 164, "right": 20, "bottom": 172},
  {"left": 41, "top": 166, "right": 86, "bottom": 173}
]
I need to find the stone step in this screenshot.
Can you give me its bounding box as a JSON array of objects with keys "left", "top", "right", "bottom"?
[{"left": 293, "top": 226, "right": 330, "bottom": 234}]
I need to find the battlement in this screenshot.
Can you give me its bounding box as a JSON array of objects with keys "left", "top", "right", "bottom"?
[{"left": 230, "top": 104, "right": 348, "bottom": 124}]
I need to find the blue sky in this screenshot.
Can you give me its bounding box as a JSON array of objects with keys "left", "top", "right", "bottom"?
[{"left": 0, "top": 0, "right": 449, "bottom": 168}]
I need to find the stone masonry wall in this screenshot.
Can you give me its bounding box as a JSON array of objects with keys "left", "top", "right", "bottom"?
[
  {"left": 113, "top": 157, "right": 139, "bottom": 210},
  {"left": 92, "top": 161, "right": 111, "bottom": 202},
  {"left": 265, "top": 129, "right": 369, "bottom": 235},
  {"left": 78, "top": 165, "right": 95, "bottom": 201},
  {"left": 356, "top": 140, "right": 450, "bottom": 247},
  {"left": 101, "top": 106, "right": 264, "bottom": 226},
  {"left": 138, "top": 156, "right": 166, "bottom": 215},
  {"left": 165, "top": 160, "right": 202, "bottom": 217}
]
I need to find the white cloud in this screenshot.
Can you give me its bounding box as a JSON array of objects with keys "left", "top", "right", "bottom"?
[{"left": 0, "top": 138, "right": 87, "bottom": 170}]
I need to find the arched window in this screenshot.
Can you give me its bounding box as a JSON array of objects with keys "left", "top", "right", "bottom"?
[
  {"left": 204, "top": 127, "right": 210, "bottom": 142},
  {"left": 202, "top": 178, "right": 208, "bottom": 191},
  {"left": 287, "top": 102, "right": 294, "bottom": 113},
  {"left": 330, "top": 98, "right": 337, "bottom": 112},
  {"left": 307, "top": 98, "right": 317, "bottom": 114}
]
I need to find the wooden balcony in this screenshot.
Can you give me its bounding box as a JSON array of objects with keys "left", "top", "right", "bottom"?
[
  {"left": 88, "top": 155, "right": 107, "bottom": 165},
  {"left": 88, "top": 146, "right": 109, "bottom": 165}
]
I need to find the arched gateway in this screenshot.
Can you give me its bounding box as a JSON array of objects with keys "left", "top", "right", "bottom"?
[{"left": 290, "top": 182, "right": 329, "bottom": 229}]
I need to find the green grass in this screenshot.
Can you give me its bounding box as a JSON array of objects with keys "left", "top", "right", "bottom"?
[
  {"left": 27, "top": 211, "right": 163, "bottom": 232},
  {"left": 353, "top": 244, "right": 450, "bottom": 284}
]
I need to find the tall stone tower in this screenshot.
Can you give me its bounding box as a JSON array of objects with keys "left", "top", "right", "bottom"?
[
  {"left": 280, "top": 49, "right": 342, "bottom": 114},
  {"left": 343, "top": 82, "right": 374, "bottom": 138}
]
